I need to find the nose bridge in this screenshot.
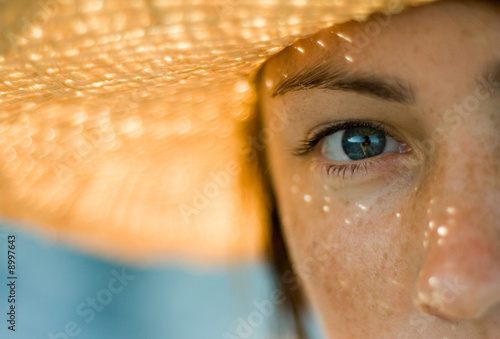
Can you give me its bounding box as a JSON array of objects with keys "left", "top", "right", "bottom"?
[{"left": 413, "top": 132, "right": 500, "bottom": 320}]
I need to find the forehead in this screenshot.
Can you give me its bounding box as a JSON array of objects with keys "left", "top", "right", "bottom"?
[{"left": 261, "top": 0, "right": 500, "bottom": 95}]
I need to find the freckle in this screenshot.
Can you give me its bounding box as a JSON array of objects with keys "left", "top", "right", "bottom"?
[
  {"left": 291, "top": 185, "right": 298, "bottom": 194},
  {"left": 323, "top": 205, "right": 330, "bottom": 212},
  {"left": 304, "top": 194, "right": 312, "bottom": 203}
]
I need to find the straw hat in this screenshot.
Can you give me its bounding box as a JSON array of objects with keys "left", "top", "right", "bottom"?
[{"left": 0, "top": 0, "right": 435, "bottom": 263}]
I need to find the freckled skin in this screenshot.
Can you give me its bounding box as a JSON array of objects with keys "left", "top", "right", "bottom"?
[{"left": 260, "top": 1, "right": 500, "bottom": 338}]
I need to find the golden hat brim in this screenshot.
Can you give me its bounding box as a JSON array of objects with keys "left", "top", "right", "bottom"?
[{"left": 0, "top": 0, "right": 435, "bottom": 264}]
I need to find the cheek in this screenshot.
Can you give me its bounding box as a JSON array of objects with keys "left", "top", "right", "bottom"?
[{"left": 278, "top": 174, "right": 425, "bottom": 334}]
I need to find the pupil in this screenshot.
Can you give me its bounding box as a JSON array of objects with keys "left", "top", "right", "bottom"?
[
  {"left": 342, "top": 126, "right": 386, "bottom": 160},
  {"left": 361, "top": 136, "right": 371, "bottom": 147}
]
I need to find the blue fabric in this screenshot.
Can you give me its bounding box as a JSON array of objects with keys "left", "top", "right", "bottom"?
[{"left": 0, "top": 220, "right": 323, "bottom": 339}]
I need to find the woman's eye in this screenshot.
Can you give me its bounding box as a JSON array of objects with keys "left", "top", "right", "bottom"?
[{"left": 320, "top": 125, "right": 403, "bottom": 161}]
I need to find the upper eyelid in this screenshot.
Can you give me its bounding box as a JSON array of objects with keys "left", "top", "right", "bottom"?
[{"left": 292, "top": 125, "right": 339, "bottom": 156}]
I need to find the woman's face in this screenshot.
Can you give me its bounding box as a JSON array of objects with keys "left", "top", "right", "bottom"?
[{"left": 259, "top": 1, "right": 500, "bottom": 338}]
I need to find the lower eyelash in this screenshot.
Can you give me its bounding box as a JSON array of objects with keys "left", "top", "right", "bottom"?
[{"left": 320, "top": 162, "right": 370, "bottom": 179}]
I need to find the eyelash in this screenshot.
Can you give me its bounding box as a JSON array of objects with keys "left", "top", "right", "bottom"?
[
  {"left": 293, "top": 120, "right": 404, "bottom": 178},
  {"left": 320, "top": 162, "right": 370, "bottom": 179}
]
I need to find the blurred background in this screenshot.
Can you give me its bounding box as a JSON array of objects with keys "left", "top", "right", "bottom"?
[{"left": 0, "top": 220, "right": 324, "bottom": 339}]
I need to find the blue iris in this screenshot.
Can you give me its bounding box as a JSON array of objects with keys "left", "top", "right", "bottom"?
[{"left": 342, "top": 126, "right": 386, "bottom": 160}]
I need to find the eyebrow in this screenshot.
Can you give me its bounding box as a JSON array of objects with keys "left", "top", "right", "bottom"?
[{"left": 272, "top": 62, "right": 414, "bottom": 104}]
